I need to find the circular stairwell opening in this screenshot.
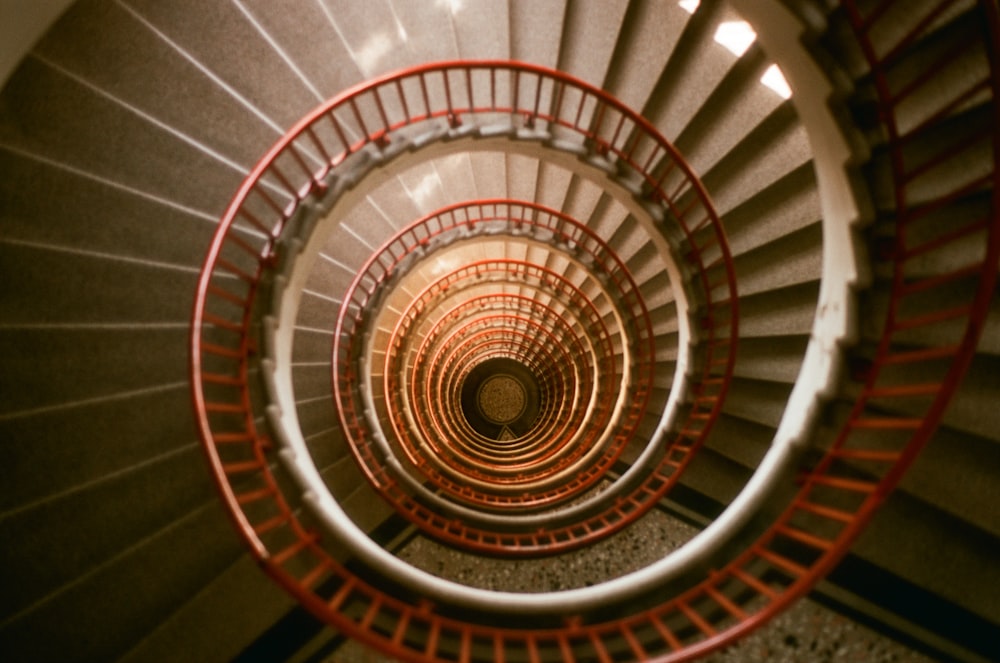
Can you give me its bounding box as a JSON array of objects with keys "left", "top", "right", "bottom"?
[
  {"left": 190, "top": 30, "right": 963, "bottom": 655},
  {"left": 460, "top": 357, "right": 540, "bottom": 440}
]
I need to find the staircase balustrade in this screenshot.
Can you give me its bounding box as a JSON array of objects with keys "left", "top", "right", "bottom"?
[{"left": 189, "top": 1, "right": 999, "bottom": 650}]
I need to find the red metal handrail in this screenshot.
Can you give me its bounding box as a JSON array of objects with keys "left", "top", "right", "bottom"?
[
  {"left": 416, "top": 308, "right": 586, "bottom": 467},
  {"left": 410, "top": 313, "right": 582, "bottom": 460},
  {"left": 409, "top": 316, "right": 609, "bottom": 485},
  {"left": 191, "top": 8, "right": 999, "bottom": 657},
  {"left": 183, "top": 54, "right": 905, "bottom": 660},
  {"left": 372, "top": 259, "right": 623, "bottom": 506},
  {"left": 624, "top": 2, "right": 1000, "bottom": 659},
  {"left": 416, "top": 299, "right": 579, "bottom": 455},
  {"left": 424, "top": 295, "right": 585, "bottom": 456},
  {"left": 333, "top": 201, "right": 645, "bottom": 479}
]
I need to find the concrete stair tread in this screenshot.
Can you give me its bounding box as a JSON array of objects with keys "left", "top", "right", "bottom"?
[
  {"left": 118, "top": 552, "right": 296, "bottom": 663},
  {"left": 0, "top": 445, "right": 214, "bottom": 622},
  {"left": 0, "top": 56, "right": 243, "bottom": 217},
  {"left": 599, "top": 0, "right": 688, "bottom": 120},
  {"left": 0, "top": 500, "right": 245, "bottom": 663},
  {"left": 0, "top": 148, "right": 218, "bottom": 265},
  {"left": 0, "top": 0, "right": 995, "bottom": 660}
]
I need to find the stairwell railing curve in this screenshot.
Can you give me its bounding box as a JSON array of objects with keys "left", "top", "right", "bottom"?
[
  {"left": 416, "top": 295, "right": 587, "bottom": 460},
  {"left": 187, "top": 58, "right": 863, "bottom": 662},
  {"left": 373, "top": 259, "right": 622, "bottom": 505},
  {"left": 191, "top": 5, "right": 999, "bottom": 654},
  {"left": 623, "top": 1, "right": 1000, "bottom": 659}
]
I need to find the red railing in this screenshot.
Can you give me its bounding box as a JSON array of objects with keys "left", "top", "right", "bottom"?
[
  {"left": 334, "top": 214, "right": 730, "bottom": 548},
  {"left": 411, "top": 308, "right": 591, "bottom": 471},
  {"left": 417, "top": 295, "right": 586, "bottom": 460},
  {"left": 334, "top": 201, "right": 637, "bottom": 480},
  {"left": 192, "top": 60, "right": 737, "bottom": 659},
  {"left": 349, "top": 259, "right": 646, "bottom": 532},
  {"left": 406, "top": 277, "right": 617, "bottom": 483},
  {"left": 412, "top": 296, "right": 581, "bottom": 453},
  {"left": 387, "top": 259, "right": 619, "bottom": 476},
  {"left": 620, "top": 1, "right": 1000, "bottom": 659},
  {"left": 189, "top": 3, "right": 999, "bottom": 652}
]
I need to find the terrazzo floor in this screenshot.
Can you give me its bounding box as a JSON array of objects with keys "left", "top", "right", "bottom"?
[
  {"left": 325, "top": 505, "right": 940, "bottom": 662},
  {"left": 328, "top": 599, "right": 937, "bottom": 663}
]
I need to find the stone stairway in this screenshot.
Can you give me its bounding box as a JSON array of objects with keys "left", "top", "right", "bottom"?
[{"left": 0, "top": 1, "right": 996, "bottom": 661}]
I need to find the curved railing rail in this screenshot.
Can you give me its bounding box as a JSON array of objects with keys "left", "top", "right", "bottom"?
[
  {"left": 416, "top": 295, "right": 582, "bottom": 451},
  {"left": 618, "top": 1, "right": 1000, "bottom": 658},
  {"left": 387, "top": 260, "right": 621, "bottom": 476},
  {"left": 335, "top": 201, "right": 647, "bottom": 483},
  {"left": 376, "top": 259, "right": 621, "bottom": 503},
  {"left": 410, "top": 308, "right": 595, "bottom": 473},
  {"left": 192, "top": 60, "right": 738, "bottom": 658},
  {"left": 187, "top": 10, "right": 999, "bottom": 652},
  {"left": 417, "top": 295, "right": 587, "bottom": 459}
]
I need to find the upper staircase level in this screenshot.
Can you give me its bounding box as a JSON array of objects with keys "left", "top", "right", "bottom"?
[{"left": 1, "top": 1, "right": 997, "bottom": 661}]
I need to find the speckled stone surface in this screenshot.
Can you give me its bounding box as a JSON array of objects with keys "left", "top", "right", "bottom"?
[
  {"left": 324, "top": 506, "right": 938, "bottom": 662},
  {"left": 703, "top": 598, "right": 936, "bottom": 663},
  {"left": 477, "top": 374, "right": 527, "bottom": 423},
  {"left": 326, "top": 602, "right": 937, "bottom": 663},
  {"left": 394, "top": 503, "right": 695, "bottom": 591}
]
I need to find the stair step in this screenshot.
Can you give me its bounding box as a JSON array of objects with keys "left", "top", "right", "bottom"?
[
  {"left": 699, "top": 103, "right": 813, "bottom": 215},
  {"left": 721, "top": 160, "right": 821, "bottom": 257},
  {"left": 0, "top": 240, "right": 198, "bottom": 325},
  {"left": 119, "top": 0, "right": 324, "bottom": 129},
  {"left": 732, "top": 335, "right": 811, "bottom": 384},
  {"left": 676, "top": 445, "right": 753, "bottom": 509},
  {"left": 0, "top": 500, "right": 245, "bottom": 663},
  {"left": 600, "top": 0, "right": 686, "bottom": 110},
  {"left": 900, "top": 423, "right": 1000, "bottom": 536},
  {"left": 0, "top": 443, "right": 213, "bottom": 622},
  {"left": 0, "top": 385, "right": 195, "bottom": 514},
  {"left": 716, "top": 376, "right": 794, "bottom": 429},
  {"left": 1, "top": 55, "right": 243, "bottom": 218},
  {"left": 853, "top": 486, "right": 1000, "bottom": 628},
  {"left": 736, "top": 280, "right": 820, "bottom": 338},
  {"left": 0, "top": 325, "right": 186, "bottom": 414},
  {"left": 861, "top": 280, "right": 1000, "bottom": 357},
  {"left": 847, "top": 351, "right": 1000, "bottom": 441},
  {"left": 673, "top": 44, "right": 781, "bottom": 177},
  {"left": 118, "top": 552, "right": 295, "bottom": 663},
  {"left": 701, "top": 411, "right": 776, "bottom": 470},
  {"left": 638, "top": 0, "right": 731, "bottom": 142},
  {"left": 730, "top": 224, "right": 822, "bottom": 297},
  {"left": 33, "top": 0, "right": 286, "bottom": 167},
  {"left": 0, "top": 147, "right": 217, "bottom": 264}
]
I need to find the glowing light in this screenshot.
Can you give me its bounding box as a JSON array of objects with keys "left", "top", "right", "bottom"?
[
  {"left": 761, "top": 64, "right": 792, "bottom": 99},
  {"left": 714, "top": 21, "right": 756, "bottom": 56},
  {"left": 678, "top": 0, "right": 700, "bottom": 14},
  {"left": 406, "top": 172, "right": 439, "bottom": 208},
  {"left": 356, "top": 32, "right": 394, "bottom": 73},
  {"left": 430, "top": 256, "right": 458, "bottom": 276},
  {"left": 436, "top": 0, "right": 464, "bottom": 13}
]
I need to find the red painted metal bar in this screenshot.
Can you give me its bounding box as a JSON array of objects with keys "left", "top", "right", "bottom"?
[
  {"left": 432, "top": 315, "right": 576, "bottom": 443},
  {"left": 189, "top": 58, "right": 747, "bottom": 659},
  {"left": 605, "top": 2, "right": 1000, "bottom": 659},
  {"left": 411, "top": 320, "right": 581, "bottom": 474},
  {"left": 397, "top": 269, "right": 611, "bottom": 451},
  {"left": 376, "top": 260, "right": 621, "bottom": 508},
  {"left": 331, "top": 201, "right": 662, "bottom": 507},
  {"left": 416, "top": 305, "right": 584, "bottom": 465}
]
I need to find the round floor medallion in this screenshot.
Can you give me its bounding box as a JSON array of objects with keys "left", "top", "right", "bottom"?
[{"left": 476, "top": 374, "right": 527, "bottom": 424}]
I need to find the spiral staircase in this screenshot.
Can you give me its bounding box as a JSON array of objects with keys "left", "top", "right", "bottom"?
[{"left": 1, "top": 1, "right": 998, "bottom": 661}]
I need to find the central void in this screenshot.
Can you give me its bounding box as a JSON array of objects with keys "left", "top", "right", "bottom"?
[{"left": 459, "top": 357, "right": 540, "bottom": 440}]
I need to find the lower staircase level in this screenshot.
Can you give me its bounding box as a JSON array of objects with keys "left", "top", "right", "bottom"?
[{"left": 1, "top": 1, "right": 998, "bottom": 661}]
